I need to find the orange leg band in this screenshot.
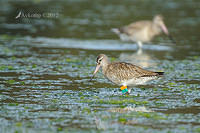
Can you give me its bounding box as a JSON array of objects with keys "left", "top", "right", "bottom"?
[{"left": 120, "top": 85, "right": 127, "bottom": 90}]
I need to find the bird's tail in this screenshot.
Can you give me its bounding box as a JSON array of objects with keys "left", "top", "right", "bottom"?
[
  {"left": 111, "top": 28, "right": 120, "bottom": 34},
  {"left": 155, "top": 72, "right": 164, "bottom": 76}
]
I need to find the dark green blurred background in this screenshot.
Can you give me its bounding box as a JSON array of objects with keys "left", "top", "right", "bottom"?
[
  {"left": 0, "top": 0, "right": 199, "bottom": 41},
  {"left": 0, "top": 1, "right": 200, "bottom": 133}
]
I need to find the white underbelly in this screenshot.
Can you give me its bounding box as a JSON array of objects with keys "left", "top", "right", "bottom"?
[
  {"left": 123, "top": 76, "right": 158, "bottom": 86},
  {"left": 131, "top": 29, "right": 150, "bottom": 42},
  {"left": 119, "top": 34, "right": 132, "bottom": 41}
]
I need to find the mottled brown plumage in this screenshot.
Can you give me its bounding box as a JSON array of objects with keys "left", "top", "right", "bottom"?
[{"left": 92, "top": 54, "right": 164, "bottom": 93}]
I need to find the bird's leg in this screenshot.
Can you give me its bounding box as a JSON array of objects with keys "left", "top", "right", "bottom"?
[
  {"left": 137, "top": 41, "right": 143, "bottom": 49},
  {"left": 120, "top": 85, "right": 128, "bottom": 94},
  {"left": 136, "top": 48, "right": 143, "bottom": 55},
  {"left": 128, "top": 88, "right": 132, "bottom": 94}
]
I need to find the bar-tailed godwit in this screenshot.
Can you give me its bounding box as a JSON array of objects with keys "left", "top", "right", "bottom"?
[{"left": 91, "top": 54, "right": 164, "bottom": 94}]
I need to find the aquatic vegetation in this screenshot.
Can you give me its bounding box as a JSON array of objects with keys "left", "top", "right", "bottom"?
[
  {"left": 15, "top": 122, "right": 22, "bottom": 127},
  {"left": 79, "top": 98, "right": 149, "bottom": 105},
  {"left": 0, "top": 65, "right": 15, "bottom": 71},
  {"left": 32, "top": 64, "right": 37, "bottom": 68},
  {"left": 118, "top": 117, "right": 127, "bottom": 123},
  {"left": 0, "top": 36, "right": 200, "bottom": 133},
  {"left": 0, "top": 1, "right": 200, "bottom": 132},
  {"left": 6, "top": 79, "right": 16, "bottom": 84}
]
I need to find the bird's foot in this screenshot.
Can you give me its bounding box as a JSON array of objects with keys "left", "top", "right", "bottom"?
[{"left": 120, "top": 85, "right": 128, "bottom": 94}]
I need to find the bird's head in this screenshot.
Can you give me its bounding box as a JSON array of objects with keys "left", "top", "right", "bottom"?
[{"left": 153, "top": 15, "right": 169, "bottom": 35}]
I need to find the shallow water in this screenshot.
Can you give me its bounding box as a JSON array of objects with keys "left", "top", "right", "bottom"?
[{"left": 0, "top": 0, "right": 200, "bottom": 133}]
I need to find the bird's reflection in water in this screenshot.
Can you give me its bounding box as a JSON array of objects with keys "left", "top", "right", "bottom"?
[{"left": 119, "top": 49, "right": 157, "bottom": 68}]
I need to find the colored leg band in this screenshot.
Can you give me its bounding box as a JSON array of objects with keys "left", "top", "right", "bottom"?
[
  {"left": 120, "top": 86, "right": 127, "bottom": 90},
  {"left": 122, "top": 88, "right": 128, "bottom": 93}
]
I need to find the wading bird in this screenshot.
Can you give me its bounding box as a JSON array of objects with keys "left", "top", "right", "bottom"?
[
  {"left": 91, "top": 54, "right": 164, "bottom": 94},
  {"left": 111, "top": 15, "right": 175, "bottom": 49}
]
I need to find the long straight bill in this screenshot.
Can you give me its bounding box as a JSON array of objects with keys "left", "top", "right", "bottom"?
[
  {"left": 168, "top": 34, "right": 176, "bottom": 44},
  {"left": 89, "top": 75, "right": 95, "bottom": 82},
  {"left": 89, "top": 64, "right": 100, "bottom": 82}
]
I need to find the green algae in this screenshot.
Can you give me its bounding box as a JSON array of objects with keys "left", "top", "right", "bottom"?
[
  {"left": 6, "top": 79, "right": 16, "bottom": 84},
  {"left": 79, "top": 98, "right": 149, "bottom": 105},
  {"left": 0, "top": 2, "right": 200, "bottom": 132}
]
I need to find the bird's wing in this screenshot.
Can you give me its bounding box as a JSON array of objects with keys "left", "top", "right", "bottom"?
[
  {"left": 106, "top": 62, "right": 158, "bottom": 81},
  {"left": 120, "top": 21, "right": 151, "bottom": 35}
]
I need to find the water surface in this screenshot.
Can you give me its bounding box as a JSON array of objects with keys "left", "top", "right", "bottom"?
[{"left": 0, "top": 0, "right": 200, "bottom": 133}]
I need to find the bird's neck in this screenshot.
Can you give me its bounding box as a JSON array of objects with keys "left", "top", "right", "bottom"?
[
  {"left": 150, "top": 23, "right": 161, "bottom": 36},
  {"left": 101, "top": 61, "right": 109, "bottom": 74}
]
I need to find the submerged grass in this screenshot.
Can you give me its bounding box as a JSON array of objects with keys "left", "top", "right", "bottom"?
[
  {"left": 0, "top": 34, "right": 200, "bottom": 133},
  {"left": 6, "top": 79, "right": 16, "bottom": 84},
  {"left": 79, "top": 98, "right": 149, "bottom": 105},
  {"left": 116, "top": 111, "right": 167, "bottom": 120},
  {"left": 0, "top": 65, "right": 15, "bottom": 71}
]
